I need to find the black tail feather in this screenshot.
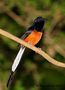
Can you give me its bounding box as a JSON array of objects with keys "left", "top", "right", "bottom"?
[{"left": 7, "top": 71, "right": 15, "bottom": 87}]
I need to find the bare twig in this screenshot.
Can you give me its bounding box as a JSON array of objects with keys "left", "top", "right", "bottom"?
[{"left": 0, "top": 29, "right": 65, "bottom": 68}]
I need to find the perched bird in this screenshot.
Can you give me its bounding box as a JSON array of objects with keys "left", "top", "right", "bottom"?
[{"left": 7, "top": 16, "right": 45, "bottom": 87}]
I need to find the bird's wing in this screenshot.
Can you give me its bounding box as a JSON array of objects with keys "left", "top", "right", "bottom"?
[
  {"left": 21, "top": 30, "right": 32, "bottom": 39},
  {"left": 21, "top": 26, "right": 34, "bottom": 39},
  {"left": 18, "top": 26, "right": 34, "bottom": 47}
]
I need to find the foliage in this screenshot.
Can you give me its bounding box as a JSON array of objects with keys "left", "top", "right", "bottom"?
[{"left": 0, "top": 0, "right": 65, "bottom": 90}]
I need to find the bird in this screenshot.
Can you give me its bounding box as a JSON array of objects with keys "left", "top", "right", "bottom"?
[{"left": 7, "top": 16, "right": 45, "bottom": 87}]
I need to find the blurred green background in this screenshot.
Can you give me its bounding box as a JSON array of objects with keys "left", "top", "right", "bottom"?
[{"left": 0, "top": 0, "right": 65, "bottom": 90}]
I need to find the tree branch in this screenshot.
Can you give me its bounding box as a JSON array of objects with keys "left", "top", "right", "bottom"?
[{"left": 0, "top": 29, "right": 65, "bottom": 68}]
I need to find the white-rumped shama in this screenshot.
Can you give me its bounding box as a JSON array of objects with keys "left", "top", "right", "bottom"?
[{"left": 7, "top": 16, "right": 45, "bottom": 87}]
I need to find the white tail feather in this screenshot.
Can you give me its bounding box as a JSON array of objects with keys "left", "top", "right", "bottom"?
[{"left": 12, "top": 47, "right": 25, "bottom": 72}]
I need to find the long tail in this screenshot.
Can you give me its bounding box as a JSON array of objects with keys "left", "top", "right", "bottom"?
[
  {"left": 7, "top": 71, "right": 15, "bottom": 87},
  {"left": 7, "top": 47, "right": 25, "bottom": 87}
]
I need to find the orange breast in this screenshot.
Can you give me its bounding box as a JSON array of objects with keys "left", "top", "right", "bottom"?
[{"left": 24, "top": 30, "right": 42, "bottom": 45}]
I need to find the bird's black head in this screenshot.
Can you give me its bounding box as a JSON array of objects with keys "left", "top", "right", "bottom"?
[{"left": 33, "top": 16, "right": 45, "bottom": 31}]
